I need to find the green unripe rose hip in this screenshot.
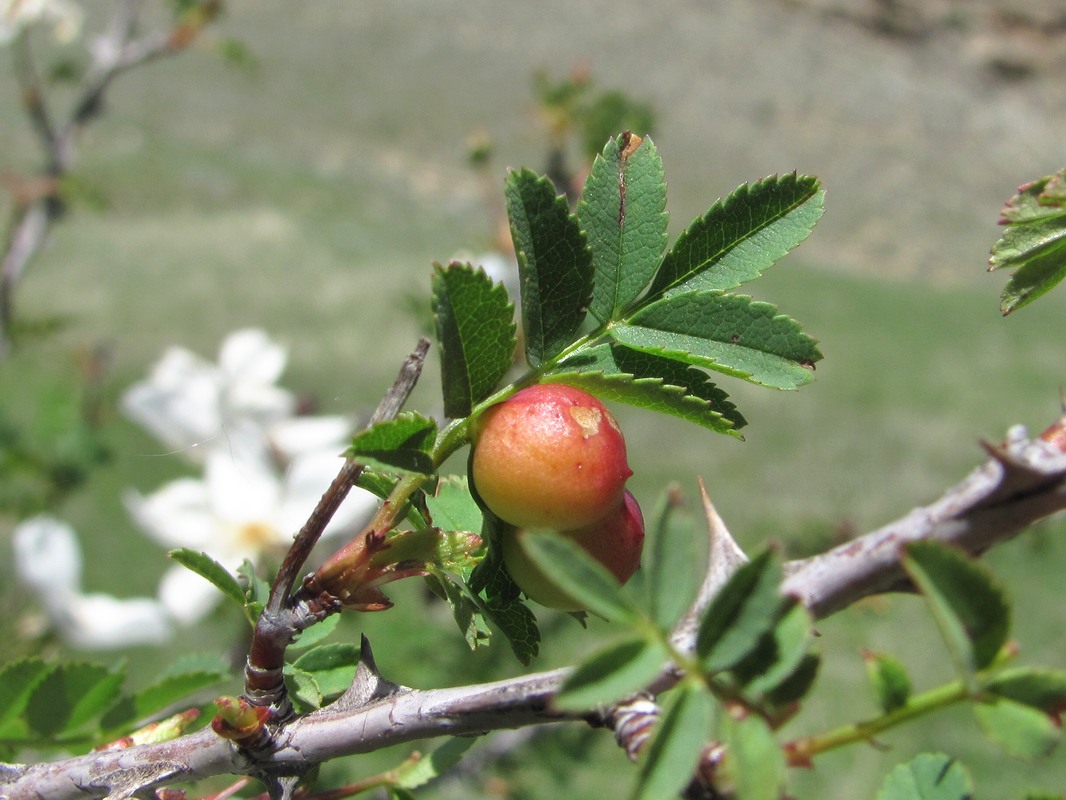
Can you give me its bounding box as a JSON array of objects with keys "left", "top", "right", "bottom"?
[{"left": 471, "top": 384, "right": 632, "bottom": 530}]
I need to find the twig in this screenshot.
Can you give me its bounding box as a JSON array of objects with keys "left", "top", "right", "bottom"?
[
  {"left": 782, "top": 421, "right": 1066, "bottom": 618},
  {"left": 243, "top": 339, "right": 431, "bottom": 716},
  {"left": 265, "top": 338, "right": 432, "bottom": 612}
]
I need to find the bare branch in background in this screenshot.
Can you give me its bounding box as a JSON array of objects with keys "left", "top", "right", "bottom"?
[{"left": 0, "top": 0, "right": 217, "bottom": 355}]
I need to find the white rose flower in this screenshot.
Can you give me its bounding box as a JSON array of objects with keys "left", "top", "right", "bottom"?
[
  {"left": 124, "top": 429, "right": 377, "bottom": 625},
  {"left": 12, "top": 515, "right": 173, "bottom": 649},
  {"left": 0, "top": 0, "right": 84, "bottom": 45}
]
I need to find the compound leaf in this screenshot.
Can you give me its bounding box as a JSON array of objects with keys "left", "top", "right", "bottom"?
[{"left": 990, "top": 170, "right": 1066, "bottom": 315}]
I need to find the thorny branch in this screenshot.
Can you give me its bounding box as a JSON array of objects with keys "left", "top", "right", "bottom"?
[{"left": 5, "top": 414, "right": 1066, "bottom": 800}]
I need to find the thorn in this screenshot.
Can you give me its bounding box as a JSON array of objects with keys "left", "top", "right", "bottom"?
[
  {"left": 698, "top": 477, "right": 748, "bottom": 578},
  {"left": 669, "top": 479, "right": 748, "bottom": 652},
  {"left": 329, "top": 635, "right": 403, "bottom": 712}
]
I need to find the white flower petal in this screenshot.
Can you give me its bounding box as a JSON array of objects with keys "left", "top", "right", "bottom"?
[
  {"left": 12, "top": 515, "right": 83, "bottom": 595},
  {"left": 157, "top": 564, "right": 230, "bottom": 626},
  {"left": 0, "top": 0, "right": 83, "bottom": 45},
  {"left": 222, "top": 384, "right": 295, "bottom": 431},
  {"left": 219, "top": 328, "right": 288, "bottom": 387},
  {"left": 268, "top": 415, "right": 353, "bottom": 460},
  {"left": 121, "top": 347, "right": 223, "bottom": 457},
  {"left": 204, "top": 433, "right": 282, "bottom": 525},
  {"left": 124, "top": 479, "right": 217, "bottom": 550},
  {"left": 278, "top": 452, "right": 378, "bottom": 538},
  {"left": 58, "top": 593, "right": 173, "bottom": 650}
]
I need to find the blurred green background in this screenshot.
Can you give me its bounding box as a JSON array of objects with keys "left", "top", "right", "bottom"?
[{"left": 3, "top": 1, "right": 1066, "bottom": 797}]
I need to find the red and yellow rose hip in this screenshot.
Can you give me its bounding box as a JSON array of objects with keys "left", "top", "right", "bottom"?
[
  {"left": 501, "top": 490, "right": 645, "bottom": 611},
  {"left": 470, "top": 384, "right": 645, "bottom": 609},
  {"left": 471, "top": 384, "right": 632, "bottom": 530}
]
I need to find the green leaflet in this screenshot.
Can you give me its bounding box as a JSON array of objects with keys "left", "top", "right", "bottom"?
[
  {"left": 291, "top": 643, "right": 360, "bottom": 699},
  {"left": 394, "top": 737, "right": 478, "bottom": 790},
  {"left": 168, "top": 548, "right": 246, "bottom": 608},
  {"left": 0, "top": 659, "right": 53, "bottom": 739},
  {"left": 348, "top": 413, "right": 437, "bottom": 475},
  {"left": 632, "top": 682, "right": 715, "bottom": 800},
  {"left": 479, "top": 588, "right": 541, "bottom": 666},
  {"left": 468, "top": 519, "right": 540, "bottom": 665},
  {"left": 695, "top": 550, "right": 788, "bottom": 674},
  {"left": 902, "top": 541, "right": 1010, "bottom": 680},
  {"left": 505, "top": 169, "right": 593, "bottom": 366},
  {"left": 876, "top": 753, "right": 974, "bottom": 800},
  {"left": 517, "top": 531, "right": 643, "bottom": 625},
  {"left": 647, "top": 173, "right": 823, "bottom": 299},
  {"left": 990, "top": 169, "right": 1066, "bottom": 315},
  {"left": 985, "top": 667, "right": 1066, "bottom": 717},
  {"left": 425, "top": 475, "right": 484, "bottom": 537},
  {"left": 611, "top": 291, "right": 821, "bottom": 390},
  {"left": 864, "top": 651, "right": 912, "bottom": 715},
  {"left": 578, "top": 133, "right": 668, "bottom": 323},
  {"left": 25, "top": 662, "right": 124, "bottom": 738},
  {"left": 555, "top": 636, "right": 669, "bottom": 712},
  {"left": 721, "top": 713, "right": 787, "bottom": 800},
  {"left": 431, "top": 262, "right": 517, "bottom": 418},
  {"left": 290, "top": 614, "right": 342, "bottom": 652},
  {"left": 973, "top": 697, "right": 1061, "bottom": 761},
  {"left": 547, "top": 342, "right": 744, "bottom": 435},
  {"left": 102, "top": 667, "right": 230, "bottom": 731},
  {"left": 740, "top": 602, "right": 818, "bottom": 707},
  {"left": 643, "top": 489, "right": 706, "bottom": 631},
  {"left": 424, "top": 572, "right": 492, "bottom": 652}
]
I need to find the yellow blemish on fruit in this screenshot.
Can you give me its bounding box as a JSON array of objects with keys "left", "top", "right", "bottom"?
[{"left": 569, "top": 406, "right": 602, "bottom": 438}]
